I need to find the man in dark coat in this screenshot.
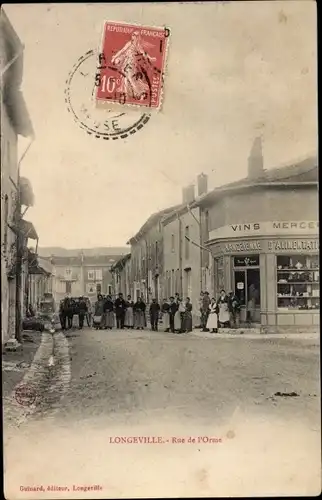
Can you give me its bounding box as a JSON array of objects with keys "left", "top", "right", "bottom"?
[
  {"left": 168, "top": 296, "right": 178, "bottom": 334},
  {"left": 114, "top": 292, "right": 126, "bottom": 329},
  {"left": 67, "top": 298, "right": 75, "bottom": 329},
  {"left": 201, "top": 291, "right": 211, "bottom": 332},
  {"left": 78, "top": 296, "right": 88, "bottom": 329},
  {"left": 149, "top": 298, "right": 160, "bottom": 331}
]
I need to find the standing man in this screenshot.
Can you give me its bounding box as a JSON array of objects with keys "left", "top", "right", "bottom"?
[
  {"left": 149, "top": 298, "right": 160, "bottom": 331},
  {"left": 114, "top": 292, "right": 126, "bottom": 329},
  {"left": 78, "top": 296, "right": 88, "bottom": 330},
  {"left": 201, "top": 291, "right": 211, "bottom": 332},
  {"left": 228, "top": 291, "right": 241, "bottom": 329},
  {"left": 168, "top": 296, "right": 177, "bottom": 334}
]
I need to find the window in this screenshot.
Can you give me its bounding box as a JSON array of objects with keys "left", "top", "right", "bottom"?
[
  {"left": 277, "top": 255, "right": 319, "bottom": 310},
  {"left": 88, "top": 270, "right": 94, "bottom": 280},
  {"left": 185, "top": 226, "right": 190, "bottom": 259},
  {"left": 65, "top": 268, "right": 72, "bottom": 278},
  {"left": 95, "top": 269, "right": 102, "bottom": 280},
  {"left": 108, "top": 285, "right": 112, "bottom": 295},
  {"left": 65, "top": 282, "right": 72, "bottom": 294},
  {"left": 171, "top": 234, "right": 175, "bottom": 252}
]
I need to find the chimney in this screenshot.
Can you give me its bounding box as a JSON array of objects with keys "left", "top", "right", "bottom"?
[
  {"left": 248, "top": 136, "right": 264, "bottom": 179},
  {"left": 182, "top": 184, "right": 195, "bottom": 204},
  {"left": 197, "top": 173, "right": 208, "bottom": 196}
]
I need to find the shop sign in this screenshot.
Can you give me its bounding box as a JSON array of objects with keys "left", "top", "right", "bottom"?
[
  {"left": 234, "top": 255, "right": 259, "bottom": 266},
  {"left": 268, "top": 239, "right": 319, "bottom": 252},
  {"left": 223, "top": 241, "right": 262, "bottom": 253},
  {"left": 209, "top": 221, "right": 319, "bottom": 241}
]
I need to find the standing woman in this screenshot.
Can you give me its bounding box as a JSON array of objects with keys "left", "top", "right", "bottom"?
[
  {"left": 105, "top": 295, "right": 115, "bottom": 329},
  {"left": 174, "top": 298, "right": 184, "bottom": 333},
  {"left": 93, "top": 294, "right": 104, "bottom": 330},
  {"left": 183, "top": 297, "right": 193, "bottom": 333},
  {"left": 218, "top": 290, "right": 230, "bottom": 328},
  {"left": 134, "top": 297, "right": 146, "bottom": 330},
  {"left": 124, "top": 295, "right": 134, "bottom": 329},
  {"left": 161, "top": 298, "right": 170, "bottom": 332},
  {"left": 206, "top": 297, "right": 219, "bottom": 333}
]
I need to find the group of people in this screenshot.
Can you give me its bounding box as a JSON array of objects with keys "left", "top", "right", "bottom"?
[
  {"left": 92, "top": 293, "right": 194, "bottom": 334},
  {"left": 199, "top": 290, "right": 241, "bottom": 333},
  {"left": 59, "top": 296, "right": 90, "bottom": 330},
  {"left": 93, "top": 293, "right": 146, "bottom": 330},
  {"left": 58, "top": 289, "right": 243, "bottom": 334}
]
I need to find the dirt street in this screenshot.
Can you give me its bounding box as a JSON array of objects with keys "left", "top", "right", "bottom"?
[{"left": 4, "top": 328, "right": 321, "bottom": 498}]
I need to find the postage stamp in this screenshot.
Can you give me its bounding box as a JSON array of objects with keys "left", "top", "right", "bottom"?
[
  {"left": 65, "top": 50, "right": 152, "bottom": 140},
  {"left": 95, "top": 22, "right": 170, "bottom": 111}
]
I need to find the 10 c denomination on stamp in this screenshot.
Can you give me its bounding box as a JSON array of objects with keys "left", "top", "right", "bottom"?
[{"left": 95, "top": 21, "right": 170, "bottom": 111}]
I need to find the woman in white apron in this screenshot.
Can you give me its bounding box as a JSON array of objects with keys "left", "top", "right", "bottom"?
[
  {"left": 124, "top": 295, "right": 134, "bottom": 329},
  {"left": 206, "top": 298, "right": 219, "bottom": 333},
  {"left": 174, "top": 299, "right": 185, "bottom": 333},
  {"left": 218, "top": 290, "right": 230, "bottom": 328},
  {"left": 161, "top": 298, "right": 170, "bottom": 332}
]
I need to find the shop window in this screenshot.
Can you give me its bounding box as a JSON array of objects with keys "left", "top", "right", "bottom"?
[
  {"left": 233, "top": 256, "right": 260, "bottom": 309},
  {"left": 277, "top": 255, "right": 319, "bottom": 310}
]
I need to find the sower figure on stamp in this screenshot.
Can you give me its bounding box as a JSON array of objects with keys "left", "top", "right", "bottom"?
[
  {"left": 114, "top": 292, "right": 126, "bottom": 329},
  {"left": 111, "top": 31, "right": 156, "bottom": 101},
  {"left": 149, "top": 298, "right": 160, "bottom": 331}
]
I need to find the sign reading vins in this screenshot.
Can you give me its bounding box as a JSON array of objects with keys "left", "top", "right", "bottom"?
[{"left": 233, "top": 255, "right": 259, "bottom": 267}]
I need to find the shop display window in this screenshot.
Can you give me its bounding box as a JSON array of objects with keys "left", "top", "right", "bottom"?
[{"left": 277, "top": 255, "right": 319, "bottom": 310}]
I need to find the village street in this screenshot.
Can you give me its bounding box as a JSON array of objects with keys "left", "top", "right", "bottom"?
[{"left": 4, "top": 328, "right": 321, "bottom": 498}]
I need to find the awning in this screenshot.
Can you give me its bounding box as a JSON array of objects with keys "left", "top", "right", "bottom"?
[
  {"left": 20, "top": 219, "right": 38, "bottom": 240},
  {"left": 20, "top": 177, "right": 35, "bottom": 207},
  {"left": 29, "top": 265, "right": 50, "bottom": 276}
]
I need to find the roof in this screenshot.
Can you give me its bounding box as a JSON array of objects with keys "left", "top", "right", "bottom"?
[
  {"left": 111, "top": 253, "right": 131, "bottom": 272},
  {"left": 127, "top": 204, "right": 183, "bottom": 244},
  {"left": 193, "top": 156, "right": 318, "bottom": 208},
  {"left": 1, "top": 10, "right": 34, "bottom": 138},
  {"left": 38, "top": 247, "right": 129, "bottom": 257},
  {"left": 43, "top": 254, "right": 124, "bottom": 266}
]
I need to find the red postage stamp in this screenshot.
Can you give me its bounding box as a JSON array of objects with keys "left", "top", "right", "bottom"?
[{"left": 95, "top": 22, "right": 170, "bottom": 111}]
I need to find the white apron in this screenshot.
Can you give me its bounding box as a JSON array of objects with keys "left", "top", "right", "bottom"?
[{"left": 206, "top": 305, "right": 218, "bottom": 330}]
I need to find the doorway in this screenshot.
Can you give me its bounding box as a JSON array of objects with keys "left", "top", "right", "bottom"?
[{"left": 233, "top": 256, "right": 261, "bottom": 323}]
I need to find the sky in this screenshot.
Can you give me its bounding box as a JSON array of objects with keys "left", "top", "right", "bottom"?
[{"left": 4, "top": 1, "right": 317, "bottom": 249}]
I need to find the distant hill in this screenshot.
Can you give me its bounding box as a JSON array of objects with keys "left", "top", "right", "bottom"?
[{"left": 38, "top": 247, "right": 129, "bottom": 257}]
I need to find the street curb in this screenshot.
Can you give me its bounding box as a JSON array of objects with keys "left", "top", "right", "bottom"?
[{"left": 3, "top": 332, "right": 54, "bottom": 434}]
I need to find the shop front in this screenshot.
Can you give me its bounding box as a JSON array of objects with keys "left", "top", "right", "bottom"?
[{"left": 209, "top": 221, "right": 319, "bottom": 331}]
